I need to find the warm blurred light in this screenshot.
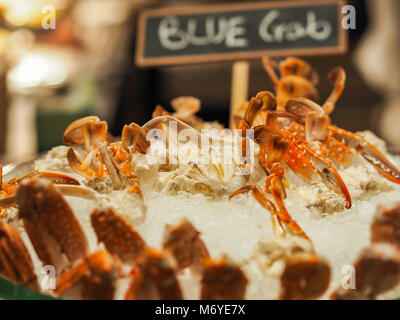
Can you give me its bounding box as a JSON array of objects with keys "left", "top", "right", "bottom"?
[
  {"left": 8, "top": 52, "right": 67, "bottom": 89},
  {"left": 0, "top": 0, "right": 67, "bottom": 27},
  {"left": 0, "top": 28, "right": 10, "bottom": 54}
]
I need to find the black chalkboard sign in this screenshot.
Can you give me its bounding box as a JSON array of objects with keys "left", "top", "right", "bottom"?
[{"left": 136, "top": 0, "right": 347, "bottom": 67}]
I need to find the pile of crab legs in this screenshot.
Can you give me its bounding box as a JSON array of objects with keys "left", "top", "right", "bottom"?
[
  {"left": 0, "top": 177, "right": 248, "bottom": 299},
  {"left": 230, "top": 56, "right": 400, "bottom": 242}
]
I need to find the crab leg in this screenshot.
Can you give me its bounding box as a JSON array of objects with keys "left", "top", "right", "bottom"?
[
  {"left": 322, "top": 67, "right": 346, "bottom": 115},
  {"left": 91, "top": 208, "right": 147, "bottom": 264},
  {"left": 230, "top": 184, "right": 303, "bottom": 240},
  {"left": 262, "top": 57, "right": 280, "bottom": 86},
  {"left": 163, "top": 219, "right": 210, "bottom": 271},
  {"left": 1, "top": 170, "right": 79, "bottom": 191},
  {"left": 329, "top": 126, "right": 400, "bottom": 184},
  {"left": 0, "top": 221, "right": 39, "bottom": 291},
  {"left": 125, "top": 248, "right": 183, "bottom": 300},
  {"left": 254, "top": 125, "right": 352, "bottom": 208},
  {"left": 298, "top": 141, "right": 352, "bottom": 208},
  {"left": 0, "top": 184, "right": 96, "bottom": 209},
  {"left": 1, "top": 171, "right": 82, "bottom": 216},
  {"left": 280, "top": 252, "right": 331, "bottom": 300},
  {"left": 56, "top": 250, "right": 119, "bottom": 300},
  {"left": 266, "top": 172, "right": 311, "bottom": 241},
  {"left": 16, "top": 178, "right": 88, "bottom": 273},
  {"left": 201, "top": 258, "right": 248, "bottom": 300}
]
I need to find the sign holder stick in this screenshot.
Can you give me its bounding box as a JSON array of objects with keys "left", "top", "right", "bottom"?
[{"left": 230, "top": 61, "right": 249, "bottom": 129}]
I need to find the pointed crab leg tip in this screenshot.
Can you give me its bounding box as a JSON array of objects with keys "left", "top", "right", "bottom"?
[{"left": 229, "top": 186, "right": 251, "bottom": 199}]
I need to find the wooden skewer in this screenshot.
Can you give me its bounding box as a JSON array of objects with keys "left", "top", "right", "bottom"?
[{"left": 230, "top": 61, "right": 250, "bottom": 130}]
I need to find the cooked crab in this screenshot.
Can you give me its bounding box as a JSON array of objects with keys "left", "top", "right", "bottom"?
[
  {"left": 283, "top": 97, "right": 400, "bottom": 185},
  {"left": 230, "top": 91, "right": 352, "bottom": 240},
  {"left": 259, "top": 56, "right": 400, "bottom": 185}
]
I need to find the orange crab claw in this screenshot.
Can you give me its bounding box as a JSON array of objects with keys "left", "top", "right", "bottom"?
[
  {"left": 229, "top": 184, "right": 308, "bottom": 240},
  {"left": 301, "top": 144, "right": 352, "bottom": 208},
  {"left": 329, "top": 126, "right": 400, "bottom": 184},
  {"left": 322, "top": 67, "right": 346, "bottom": 115},
  {"left": 1, "top": 170, "right": 82, "bottom": 216},
  {"left": 265, "top": 169, "right": 311, "bottom": 241},
  {"left": 243, "top": 91, "right": 277, "bottom": 128}
]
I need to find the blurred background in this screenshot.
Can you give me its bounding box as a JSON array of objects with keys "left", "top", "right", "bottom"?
[{"left": 0, "top": 0, "right": 399, "bottom": 163}]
